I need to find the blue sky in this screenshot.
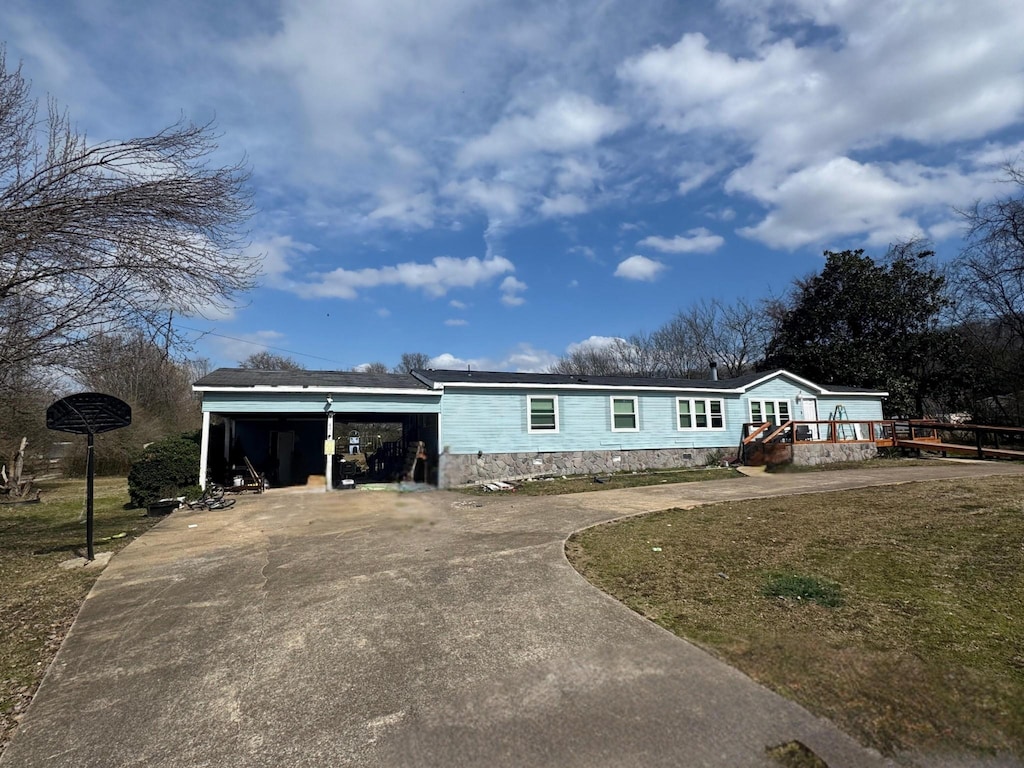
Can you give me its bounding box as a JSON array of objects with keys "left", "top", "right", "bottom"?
[{"left": 5, "top": 0, "right": 1024, "bottom": 371}]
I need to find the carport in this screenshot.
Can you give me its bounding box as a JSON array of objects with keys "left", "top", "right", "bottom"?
[{"left": 192, "top": 369, "right": 442, "bottom": 490}]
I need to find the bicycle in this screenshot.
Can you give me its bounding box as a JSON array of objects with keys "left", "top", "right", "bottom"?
[{"left": 183, "top": 483, "right": 235, "bottom": 511}]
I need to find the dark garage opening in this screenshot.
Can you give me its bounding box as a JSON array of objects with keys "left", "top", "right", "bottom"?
[{"left": 207, "top": 412, "right": 439, "bottom": 489}]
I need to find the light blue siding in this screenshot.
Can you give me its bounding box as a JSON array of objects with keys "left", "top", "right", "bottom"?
[
  {"left": 439, "top": 373, "right": 886, "bottom": 455},
  {"left": 740, "top": 375, "right": 884, "bottom": 422},
  {"left": 817, "top": 398, "right": 884, "bottom": 421},
  {"left": 440, "top": 388, "right": 742, "bottom": 455},
  {"left": 202, "top": 391, "right": 441, "bottom": 414}
]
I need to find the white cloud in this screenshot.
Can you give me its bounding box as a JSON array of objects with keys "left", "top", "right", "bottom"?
[
  {"left": 968, "top": 140, "right": 1024, "bottom": 170},
  {"left": 449, "top": 299, "right": 467, "bottom": 309},
  {"left": 539, "top": 193, "right": 589, "bottom": 218},
  {"left": 566, "top": 335, "right": 624, "bottom": 354},
  {"left": 458, "top": 93, "right": 626, "bottom": 167},
  {"left": 295, "top": 255, "right": 515, "bottom": 300},
  {"left": 928, "top": 219, "right": 967, "bottom": 242},
  {"left": 676, "top": 161, "right": 719, "bottom": 195},
  {"left": 732, "top": 157, "right": 985, "bottom": 249},
  {"left": 500, "top": 275, "right": 528, "bottom": 306},
  {"left": 366, "top": 186, "right": 435, "bottom": 229},
  {"left": 639, "top": 228, "right": 724, "bottom": 254},
  {"left": 429, "top": 342, "right": 557, "bottom": 373},
  {"left": 568, "top": 245, "right": 596, "bottom": 260},
  {"left": 620, "top": 2, "right": 1024, "bottom": 246},
  {"left": 442, "top": 178, "right": 524, "bottom": 220},
  {"left": 247, "top": 234, "right": 316, "bottom": 278},
  {"left": 555, "top": 157, "right": 603, "bottom": 191},
  {"left": 444, "top": 318, "right": 468, "bottom": 327},
  {"left": 614, "top": 255, "right": 666, "bottom": 281},
  {"left": 501, "top": 342, "right": 558, "bottom": 373},
  {"left": 428, "top": 352, "right": 483, "bottom": 370}
]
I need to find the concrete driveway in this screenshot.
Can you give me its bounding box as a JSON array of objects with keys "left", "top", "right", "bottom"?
[{"left": 4, "top": 461, "right": 1023, "bottom": 768}]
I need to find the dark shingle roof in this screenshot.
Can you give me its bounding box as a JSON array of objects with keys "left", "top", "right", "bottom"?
[
  {"left": 412, "top": 368, "right": 885, "bottom": 394},
  {"left": 194, "top": 367, "right": 887, "bottom": 395},
  {"left": 413, "top": 368, "right": 771, "bottom": 390},
  {"left": 194, "top": 368, "right": 429, "bottom": 390}
]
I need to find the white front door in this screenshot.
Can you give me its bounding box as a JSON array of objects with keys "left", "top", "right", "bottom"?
[{"left": 801, "top": 398, "right": 819, "bottom": 440}]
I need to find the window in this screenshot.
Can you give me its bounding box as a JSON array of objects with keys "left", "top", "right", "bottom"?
[
  {"left": 610, "top": 396, "right": 639, "bottom": 431},
  {"left": 528, "top": 395, "right": 559, "bottom": 433},
  {"left": 750, "top": 399, "right": 790, "bottom": 426},
  {"left": 678, "top": 398, "right": 725, "bottom": 430}
]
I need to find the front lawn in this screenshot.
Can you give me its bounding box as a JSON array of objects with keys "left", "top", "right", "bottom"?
[
  {"left": 566, "top": 476, "right": 1024, "bottom": 760},
  {"left": 0, "top": 478, "right": 160, "bottom": 754}
]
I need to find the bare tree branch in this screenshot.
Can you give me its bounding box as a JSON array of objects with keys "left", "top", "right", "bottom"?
[{"left": 0, "top": 49, "right": 258, "bottom": 386}]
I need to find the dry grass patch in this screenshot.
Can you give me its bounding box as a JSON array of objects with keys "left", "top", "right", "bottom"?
[
  {"left": 0, "top": 477, "right": 160, "bottom": 753},
  {"left": 566, "top": 476, "right": 1024, "bottom": 759}
]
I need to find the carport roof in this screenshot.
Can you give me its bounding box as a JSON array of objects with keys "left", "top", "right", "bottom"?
[{"left": 194, "top": 368, "right": 430, "bottom": 391}]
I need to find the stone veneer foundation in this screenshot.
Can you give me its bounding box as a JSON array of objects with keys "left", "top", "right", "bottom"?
[
  {"left": 791, "top": 442, "right": 878, "bottom": 465},
  {"left": 439, "top": 447, "right": 729, "bottom": 488},
  {"left": 439, "top": 441, "right": 879, "bottom": 487}
]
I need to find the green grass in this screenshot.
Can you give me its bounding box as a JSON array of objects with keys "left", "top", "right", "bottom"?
[
  {"left": 0, "top": 477, "right": 161, "bottom": 753},
  {"left": 566, "top": 476, "right": 1024, "bottom": 759},
  {"left": 762, "top": 573, "right": 843, "bottom": 608},
  {"left": 462, "top": 466, "right": 744, "bottom": 496}
]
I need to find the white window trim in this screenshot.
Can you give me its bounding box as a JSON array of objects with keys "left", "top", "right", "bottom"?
[
  {"left": 610, "top": 396, "right": 639, "bottom": 432},
  {"left": 749, "top": 399, "right": 792, "bottom": 423},
  {"left": 676, "top": 397, "right": 727, "bottom": 431},
  {"left": 527, "top": 394, "right": 560, "bottom": 434}
]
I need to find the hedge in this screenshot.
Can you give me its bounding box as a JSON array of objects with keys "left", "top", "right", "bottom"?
[{"left": 127, "top": 433, "right": 201, "bottom": 508}]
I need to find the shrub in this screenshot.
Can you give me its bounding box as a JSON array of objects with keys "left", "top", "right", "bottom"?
[{"left": 127, "top": 433, "right": 201, "bottom": 508}]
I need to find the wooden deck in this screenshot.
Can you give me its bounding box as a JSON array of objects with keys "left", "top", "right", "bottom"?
[
  {"left": 896, "top": 439, "right": 1024, "bottom": 460},
  {"left": 739, "top": 418, "right": 1024, "bottom": 463}
]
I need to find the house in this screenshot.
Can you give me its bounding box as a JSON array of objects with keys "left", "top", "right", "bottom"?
[{"left": 192, "top": 368, "right": 888, "bottom": 489}]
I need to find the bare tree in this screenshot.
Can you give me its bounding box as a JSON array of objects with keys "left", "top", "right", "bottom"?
[
  {"left": 239, "top": 351, "right": 304, "bottom": 371},
  {"left": 953, "top": 163, "right": 1024, "bottom": 422},
  {"left": 73, "top": 331, "right": 204, "bottom": 472},
  {"left": 393, "top": 352, "right": 431, "bottom": 373},
  {"left": 0, "top": 50, "right": 257, "bottom": 386},
  {"left": 613, "top": 332, "right": 665, "bottom": 377},
  {"left": 958, "top": 164, "right": 1024, "bottom": 346},
  {"left": 355, "top": 362, "right": 390, "bottom": 374},
  {"left": 644, "top": 298, "right": 772, "bottom": 379},
  {"left": 549, "top": 339, "right": 628, "bottom": 376}
]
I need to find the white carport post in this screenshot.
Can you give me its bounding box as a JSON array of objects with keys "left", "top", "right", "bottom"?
[
  {"left": 325, "top": 405, "right": 335, "bottom": 492},
  {"left": 199, "top": 411, "right": 211, "bottom": 490}
]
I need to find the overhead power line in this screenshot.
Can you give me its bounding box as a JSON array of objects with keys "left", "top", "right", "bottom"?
[{"left": 177, "top": 325, "right": 349, "bottom": 368}]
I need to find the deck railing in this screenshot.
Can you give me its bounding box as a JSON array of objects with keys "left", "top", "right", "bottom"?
[
  {"left": 740, "top": 418, "right": 1024, "bottom": 460},
  {"left": 741, "top": 419, "right": 912, "bottom": 446}
]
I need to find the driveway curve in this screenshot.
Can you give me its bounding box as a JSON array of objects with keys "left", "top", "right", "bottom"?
[{"left": 4, "top": 461, "right": 1022, "bottom": 768}]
